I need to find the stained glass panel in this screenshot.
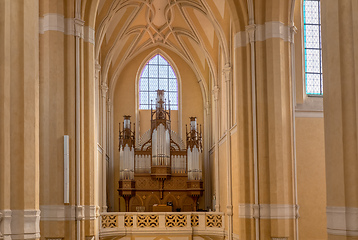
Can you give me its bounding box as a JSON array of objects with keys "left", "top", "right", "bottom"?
[
  {"left": 139, "top": 54, "right": 178, "bottom": 110},
  {"left": 169, "top": 68, "right": 176, "bottom": 78},
  {"left": 158, "top": 78, "right": 168, "bottom": 90},
  {"left": 149, "top": 79, "right": 158, "bottom": 91},
  {"left": 140, "top": 78, "right": 149, "bottom": 91},
  {"left": 142, "top": 65, "right": 149, "bottom": 77},
  {"left": 169, "top": 79, "right": 177, "bottom": 91},
  {"left": 304, "top": 0, "right": 323, "bottom": 95},
  {"left": 148, "top": 65, "right": 158, "bottom": 78},
  {"left": 158, "top": 66, "right": 168, "bottom": 78}
]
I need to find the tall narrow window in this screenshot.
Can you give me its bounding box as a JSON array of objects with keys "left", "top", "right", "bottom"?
[
  {"left": 304, "top": 0, "right": 323, "bottom": 95},
  {"left": 139, "top": 55, "right": 178, "bottom": 110}
]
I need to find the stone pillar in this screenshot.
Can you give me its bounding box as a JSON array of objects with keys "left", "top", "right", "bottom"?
[
  {"left": 101, "top": 82, "right": 108, "bottom": 212},
  {"left": 223, "top": 65, "right": 233, "bottom": 240},
  {"left": 254, "top": 22, "right": 296, "bottom": 239},
  {"left": 321, "top": 0, "right": 358, "bottom": 238},
  {"left": 0, "top": 0, "right": 11, "bottom": 238},
  {"left": 204, "top": 102, "right": 212, "bottom": 210},
  {"left": 0, "top": 0, "right": 40, "bottom": 239},
  {"left": 212, "top": 86, "right": 220, "bottom": 212}
]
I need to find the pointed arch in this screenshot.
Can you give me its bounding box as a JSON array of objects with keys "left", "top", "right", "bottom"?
[
  {"left": 134, "top": 49, "right": 183, "bottom": 140},
  {"left": 303, "top": 0, "right": 323, "bottom": 95},
  {"left": 138, "top": 54, "right": 179, "bottom": 110}
]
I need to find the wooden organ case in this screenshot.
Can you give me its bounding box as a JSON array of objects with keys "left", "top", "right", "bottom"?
[{"left": 118, "top": 90, "right": 203, "bottom": 212}]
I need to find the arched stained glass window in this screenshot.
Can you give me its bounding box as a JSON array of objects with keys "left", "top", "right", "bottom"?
[
  {"left": 304, "top": 0, "right": 323, "bottom": 95},
  {"left": 139, "top": 55, "right": 178, "bottom": 110}
]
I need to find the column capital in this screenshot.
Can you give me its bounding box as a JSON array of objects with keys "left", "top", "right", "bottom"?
[
  {"left": 95, "top": 63, "right": 101, "bottom": 82},
  {"left": 74, "top": 18, "right": 85, "bottom": 38},
  {"left": 245, "top": 24, "right": 256, "bottom": 44},
  {"left": 101, "top": 82, "right": 108, "bottom": 98},
  {"left": 289, "top": 25, "right": 297, "bottom": 43},
  {"left": 95, "top": 62, "right": 101, "bottom": 72},
  {"left": 212, "top": 86, "right": 220, "bottom": 101},
  {"left": 223, "top": 64, "right": 232, "bottom": 83},
  {"left": 227, "top": 205, "right": 233, "bottom": 216}
]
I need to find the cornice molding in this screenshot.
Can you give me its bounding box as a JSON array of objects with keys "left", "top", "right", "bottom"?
[
  {"left": 40, "top": 205, "right": 99, "bottom": 221},
  {"left": 0, "top": 210, "right": 11, "bottom": 237},
  {"left": 0, "top": 210, "right": 41, "bottom": 239},
  {"left": 238, "top": 204, "right": 299, "bottom": 219},
  {"left": 327, "top": 206, "right": 358, "bottom": 236},
  {"left": 235, "top": 22, "right": 294, "bottom": 48},
  {"left": 295, "top": 110, "right": 323, "bottom": 118},
  {"left": 39, "top": 14, "right": 95, "bottom": 44}
]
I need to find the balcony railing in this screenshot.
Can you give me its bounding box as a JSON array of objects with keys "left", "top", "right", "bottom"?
[{"left": 100, "top": 212, "right": 225, "bottom": 238}]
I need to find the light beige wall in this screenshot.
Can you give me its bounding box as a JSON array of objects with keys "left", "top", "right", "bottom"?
[{"left": 296, "top": 117, "right": 326, "bottom": 240}]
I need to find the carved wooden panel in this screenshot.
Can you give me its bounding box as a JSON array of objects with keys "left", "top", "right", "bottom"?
[
  {"left": 135, "top": 177, "right": 158, "bottom": 189},
  {"left": 164, "top": 177, "right": 187, "bottom": 189}
]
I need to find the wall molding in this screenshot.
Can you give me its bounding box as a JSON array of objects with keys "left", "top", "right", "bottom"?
[
  {"left": 0, "top": 210, "right": 11, "bottom": 237},
  {"left": 327, "top": 206, "right": 358, "bottom": 236},
  {"left": 238, "top": 204, "right": 299, "bottom": 219},
  {"left": 295, "top": 110, "right": 323, "bottom": 118},
  {"left": 235, "top": 21, "right": 293, "bottom": 48},
  {"left": 40, "top": 205, "right": 99, "bottom": 221},
  {"left": 0, "top": 210, "right": 41, "bottom": 240},
  {"left": 39, "top": 14, "right": 95, "bottom": 44}
]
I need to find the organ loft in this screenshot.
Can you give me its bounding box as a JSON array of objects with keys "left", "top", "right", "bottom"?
[{"left": 118, "top": 90, "right": 203, "bottom": 212}]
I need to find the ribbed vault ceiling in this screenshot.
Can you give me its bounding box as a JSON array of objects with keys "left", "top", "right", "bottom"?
[{"left": 95, "top": 0, "right": 238, "bottom": 90}]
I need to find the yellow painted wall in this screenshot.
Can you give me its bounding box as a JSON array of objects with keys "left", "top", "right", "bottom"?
[{"left": 296, "top": 117, "right": 327, "bottom": 240}]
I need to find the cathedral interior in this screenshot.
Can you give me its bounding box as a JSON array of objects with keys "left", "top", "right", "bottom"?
[{"left": 1, "top": 0, "right": 357, "bottom": 239}]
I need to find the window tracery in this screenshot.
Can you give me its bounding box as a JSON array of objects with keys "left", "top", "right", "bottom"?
[
  {"left": 304, "top": 0, "right": 323, "bottom": 95},
  {"left": 139, "top": 55, "right": 178, "bottom": 110}
]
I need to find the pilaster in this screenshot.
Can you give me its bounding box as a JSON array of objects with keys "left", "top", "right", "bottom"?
[
  {"left": 100, "top": 82, "right": 108, "bottom": 213},
  {"left": 322, "top": 0, "right": 358, "bottom": 238},
  {"left": 212, "top": 86, "right": 220, "bottom": 212},
  {"left": 251, "top": 19, "right": 295, "bottom": 239},
  {"left": 0, "top": 1, "right": 40, "bottom": 239}
]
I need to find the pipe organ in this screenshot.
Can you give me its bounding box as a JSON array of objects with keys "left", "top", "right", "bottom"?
[{"left": 118, "top": 90, "right": 203, "bottom": 212}]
